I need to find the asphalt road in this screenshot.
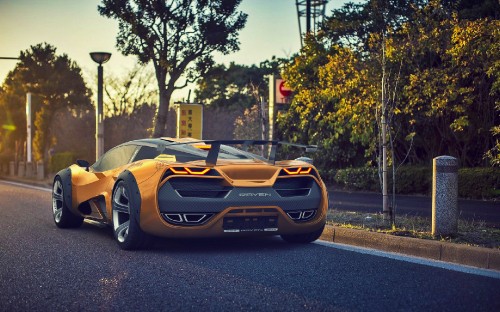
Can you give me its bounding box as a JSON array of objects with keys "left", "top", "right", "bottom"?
[
  {"left": 330, "top": 190, "right": 500, "bottom": 227},
  {"left": 1, "top": 181, "right": 499, "bottom": 311}
]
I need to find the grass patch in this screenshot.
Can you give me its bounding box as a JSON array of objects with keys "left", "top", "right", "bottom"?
[{"left": 327, "top": 210, "right": 500, "bottom": 249}]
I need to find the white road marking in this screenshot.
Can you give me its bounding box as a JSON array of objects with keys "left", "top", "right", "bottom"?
[
  {"left": 315, "top": 239, "right": 500, "bottom": 280},
  {"left": 0, "top": 180, "right": 51, "bottom": 193}
]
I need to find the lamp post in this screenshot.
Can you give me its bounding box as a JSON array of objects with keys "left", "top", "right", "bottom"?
[{"left": 90, "top": 52, "right": 111, "bottom": 161}]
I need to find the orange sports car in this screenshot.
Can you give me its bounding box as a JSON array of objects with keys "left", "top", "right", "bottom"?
[{"left": 52, "top": 138, "right": 328, "bottom": 250}]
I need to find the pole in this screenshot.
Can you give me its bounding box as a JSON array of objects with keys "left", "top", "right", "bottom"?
[
  {"left": 259, "top": 99, "right": 267, "bottom": 157},
  {"left": 96, "top": 64, "right": 104, "bottom": 161},
  {"left": 306, "top": 0, "right": 311, "bottom": 34},
  {"left": 26, "top": 92, "right": 32, "bottom": 163},
  {"left": 381, "top": 34, "right": 390, "bottom": 221}
]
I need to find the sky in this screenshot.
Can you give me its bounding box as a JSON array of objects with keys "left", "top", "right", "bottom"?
[{"left": 0, "top": 0, "right": 350, "bottom": 101}]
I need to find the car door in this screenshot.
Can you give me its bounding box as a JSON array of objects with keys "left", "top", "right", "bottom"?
[{"left": 72, "top": 144, "right": 139, "bottom": 219}]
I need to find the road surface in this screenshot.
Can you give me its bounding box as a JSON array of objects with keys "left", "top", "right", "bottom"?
[
  {"left": 330, "top": 190, "right": 500, "bottom": 227},
  {"left": 1, "top": 181, "right": 499, "bottom": 311}
]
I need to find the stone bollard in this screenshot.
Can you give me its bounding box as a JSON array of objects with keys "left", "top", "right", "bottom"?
[
  {"left": 9, "top": 161, "right": 16, "bottom": 176},
  {"left": 432, "top": 156, "right": 458, "bottom": 236},
  {"left": 37, "top": 161, "right": 45, "bottom": 180},
  {"left": 25, "top": 161, "right": 34, "bottom": 178},
  {"left": 18, "top": 161, "right": 25, "bottom": 177}
]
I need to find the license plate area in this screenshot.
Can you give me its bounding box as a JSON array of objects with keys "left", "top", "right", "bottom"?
[{"left": 223, "top": 216, "right": 278, "bottom": 233}]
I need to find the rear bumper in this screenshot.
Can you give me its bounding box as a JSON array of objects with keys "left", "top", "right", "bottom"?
[
  {"left": 141, "top": 204, "right": 327, "bottom": 238},
  {"left": 137, "top": 172, "right": 328, "bottom": 238}
]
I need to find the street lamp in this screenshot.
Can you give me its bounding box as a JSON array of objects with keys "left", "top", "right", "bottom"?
[{"left": 90, "top": 52, "right": 111, "bottom": 161}]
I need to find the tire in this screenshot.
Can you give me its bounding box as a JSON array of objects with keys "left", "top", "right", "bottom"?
[
  {"left": 281, "top": 225, "right": 325, "bottom": 244},
  {"left": 52, "top": 176, "right": 83, "bottom": 228},
  {"left": 112, "top": 180, "right": 150, "bottom": 250}
]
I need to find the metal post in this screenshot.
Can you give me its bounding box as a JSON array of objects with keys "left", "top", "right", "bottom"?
[
  {"left": 306, "top": 0, "right": 311, "bottom": 33},
  {"left": 26, "top": 92, "right": 32, "bottom": 163},
  {"left": 381, "top": 37, "right": 390, "bottom": 221},
  {"left": 90, "top": 52, "right": 111, "bottom": 160},
  {"left": 96, "top": 64, "right": 104, "bottom": 161},
  {"left": 432, "top": 156, "right": 459, "bottom": 236},
  {"left": 268, "top": 75, "right": 276, "bottom": 142}
]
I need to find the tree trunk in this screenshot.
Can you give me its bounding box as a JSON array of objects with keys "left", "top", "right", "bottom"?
[
  {"left": 153, "top": 88, "right": 171, "bottom": 137},
  {"left": 152, "top": 68, "right": 171, "bottom": 138}
]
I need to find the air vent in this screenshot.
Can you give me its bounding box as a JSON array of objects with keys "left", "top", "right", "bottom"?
[
  {"left": 273, "top": 177, "right": 314, "bottom": 197},
  {"left": 162, "top": 213, "right": 214, "bottom": 226},
  {"left": 286, "top": 209, "right": 317, "bottom": 222},
  {"left": 168, "top": 177, "right": 232, "bottom": 198}
]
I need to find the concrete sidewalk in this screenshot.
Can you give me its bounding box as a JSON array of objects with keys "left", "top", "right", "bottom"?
[{"left": 2, "top": 174, "right": 499, "bottom": 271}]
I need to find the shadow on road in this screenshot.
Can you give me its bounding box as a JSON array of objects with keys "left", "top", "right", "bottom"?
[
  {"left": 149, "top": 236, "right": 297, "bottom": 254},
  {"left": 79, "top": 220, "right": 300, "bottom": 253}
]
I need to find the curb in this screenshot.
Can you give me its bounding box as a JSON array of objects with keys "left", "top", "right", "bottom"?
[
  {"left": 320, "top": 225, "right": 500, "bottom": 271},
  {"left": 0, "top": 175, "right": 53, "bottom": 189}
]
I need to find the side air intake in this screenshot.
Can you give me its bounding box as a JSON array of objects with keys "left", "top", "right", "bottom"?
[{"left": 273, "top": 177, "right": 314, "bottom": 197}]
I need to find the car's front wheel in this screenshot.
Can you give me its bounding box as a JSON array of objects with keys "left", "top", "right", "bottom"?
[
  {"left": 112, "top": 180, "right": 149, "bottom": 250},
  {"left": 280, "top": 225, "right": 325, "bottom": 244},
  {"left": 52, "top": 176, "right": 83, "bottom": 228}
]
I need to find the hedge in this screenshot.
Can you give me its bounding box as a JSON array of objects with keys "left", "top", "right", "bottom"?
[
  {"left": 330, "top": 166, "right": 499, "bottom": 200},
  {"left": 458, "top": 168, "right": 500, "bottom": 199},
  {"left": 49, "top": 152, "right": 76, "bottom": 173}
]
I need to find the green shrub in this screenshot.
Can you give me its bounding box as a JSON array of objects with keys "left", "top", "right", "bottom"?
[
  {"left": 331, "top": 166, "right": 498, "bottom": 200},
  {"left": 49, "top": 152, "right": 76, "bottom": 173},
  {"left": 458, "top": 168, "right": 500, "bottom": 199},
  {"left": 393, "top": 166, "right": 432, "bottom": 195},
  {"left": 333, "top": 167, "right": 379, "bottom": 191}
]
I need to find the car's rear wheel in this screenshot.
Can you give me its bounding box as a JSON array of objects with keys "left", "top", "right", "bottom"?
[
  {"left": 52, "top": 176, "right": 83, "bottom": 228},
  {"left": 112, "top": 181, "right": 149, "bottom": 250},
  {"left": 280, "top": 225, "right": 325, "bottom": 243}
]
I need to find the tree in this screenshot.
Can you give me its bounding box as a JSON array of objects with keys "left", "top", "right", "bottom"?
[
  {"left": 98, "top": 0, "right": 247, "bottom": 137},
  {"left": 0, "top": 43, "right": 92, "bottom": 162},
  {"left": 277, "top": 36, "right": 372, "bottom": 169},
  {"left": 195, "top": 58, "right": 282, "bottom": 109},
  {"left": 390, "top": 4, "right": 499, "bottom": 166},
  {"left": 321, "top": 0, "right": 425, "bottom": 53},
  {"left": 233, "top": 104, "right": 261, "bottom": 139},
  {"left": 281, "top": 0, "right": 498, "bottom": 168},
  {"left": 103, "top": 64, "right": 158, "bottom": 117}
]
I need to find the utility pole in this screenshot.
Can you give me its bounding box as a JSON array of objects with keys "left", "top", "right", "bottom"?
[{"left": 295, "top": 0, "right": 328, "bottom": 47}]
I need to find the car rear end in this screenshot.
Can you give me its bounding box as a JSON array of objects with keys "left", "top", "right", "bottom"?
[{"left": 139, "top": 161, "right": 327, "bottom": 238}]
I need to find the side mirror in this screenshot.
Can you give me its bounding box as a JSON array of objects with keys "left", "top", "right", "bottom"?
[{"left": 76, "top": 159, "right": 90, "bottom": 171}]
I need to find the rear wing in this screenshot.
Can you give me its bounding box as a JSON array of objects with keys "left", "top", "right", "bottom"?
[{"left": 157, "top": 139, "right": 317, "bottom": 166}]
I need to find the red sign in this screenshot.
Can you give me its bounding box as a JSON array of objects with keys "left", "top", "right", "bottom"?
[
  {"left": 275, "top": 78, "right": 293, "bottom": 104},
  {"left": 279, "top": 80, "right": 292, "bottom": 97}
]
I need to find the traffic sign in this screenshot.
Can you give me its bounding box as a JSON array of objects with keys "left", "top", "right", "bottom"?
[{"left": 275, "top": 78, "right": 292, "bottom": 104}]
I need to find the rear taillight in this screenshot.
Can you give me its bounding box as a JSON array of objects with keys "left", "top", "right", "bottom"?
[
  {"left": 282, "top": 167, "right": 312, "bottom": 175},
  {"left": 170, "top": 167, "right": 210, "bottom": 175}
]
